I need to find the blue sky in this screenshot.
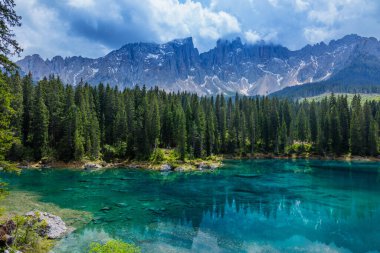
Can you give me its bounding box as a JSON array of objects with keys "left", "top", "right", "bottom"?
[{"left": 14, "top": 0, "right": 380, "bottom": 59}]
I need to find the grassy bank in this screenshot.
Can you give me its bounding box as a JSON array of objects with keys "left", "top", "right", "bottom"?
[
  {"left": 0, "top": 190, "right": 93, "bottom": 253},
  {"left": 14, "top": 148, "right": 380, "bottom": 172},
  {"left": 18, "top": 149, "right": 223, "bottom": 172}
]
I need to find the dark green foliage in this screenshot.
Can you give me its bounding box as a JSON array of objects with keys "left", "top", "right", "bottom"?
[
  {"left": 1, "top": 72, "right": 380, "bottom": 161},
  {"left": 350, "top": 95, "right": 363, "bottom": 155},
  {"left": 0, "top": 72, "right": 15, "bottom": 160},
  {"left": 30, "top": 84, "right": 49, "bottom": 160},
  {"left": 0, "top": 0, "right": 23, "bottom": 71}
]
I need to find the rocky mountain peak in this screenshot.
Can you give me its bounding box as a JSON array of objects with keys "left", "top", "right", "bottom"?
[{"left": 16, "top": 34, "right": 380, "bottom": 96}]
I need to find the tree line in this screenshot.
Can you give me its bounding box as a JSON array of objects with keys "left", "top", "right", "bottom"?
[{"left": 1, "top": 71, "right": 380, "bottom": 163}]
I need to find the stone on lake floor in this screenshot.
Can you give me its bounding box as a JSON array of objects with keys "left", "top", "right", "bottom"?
[
  {"left": 4, "top": 250, "right": 22, "bottom": 253},
  {"left": 120, "top": 177, "right": 134, "bottom": 181},
  {"left": 198, "top": 163, "right": 210, "bottom": 170},
  {"left": 114, "top": 202, "right": 128, "bottom": 207},
  {"left": 83, "top": 163, "right": 102, "bottom": 170},
  {"left": 25, "top": 211, "right": 68, "bottom": 239},
  {"left": 174, "top": 167, "right": 185, "bottom": 172},
  {"left": 160, "top": 164, "right": 172, "bottom": 172},
  {"left": 234, "top": 174, "right": 261, "bottom": 178}
]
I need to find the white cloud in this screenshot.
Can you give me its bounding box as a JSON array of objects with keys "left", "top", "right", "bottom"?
[
  {"left": 304, "top": 27, "right": 335, "bottom": 44},
  {"left": 294, "top": 0, "right": 310, "bottom": 12},
  {"left": 67, "top": 0, "right": 94, "bottom": 8},
  {"left": 145, "top": 0, "right": 241, "bottom": 49},
  {"left": 205, "top": 0, "right": 380, "bottom": 48},
  {"left": 14, "top": 0, "right": 242, "bottom": 58},
  {"left": 12, "top": 0, "right": 380, "bottom": 59},
  {"left": 14, "top": 0, "right": 111, "bottom": 60},
  {"left": 244, "top": 30, "right": 261, "bottom": 43}
]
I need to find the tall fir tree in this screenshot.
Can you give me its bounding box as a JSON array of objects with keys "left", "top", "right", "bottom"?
[{"left": 31, "top": 84, "right": 49, "bottom": 160}]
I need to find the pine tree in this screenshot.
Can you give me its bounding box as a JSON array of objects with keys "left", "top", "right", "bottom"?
[
  {"left": 21, "top": 73, "right": 33, "bottom": 146},
  {"left": 368, "top": 119, "right": 378, "bottom": 156},
  {"left": 31, "top": 84, "right": 49, "bottom": 160},
  {"left": 309, "top": 101, "right": 318, "bottom": 144},
  {"left": 329, "top": 105, "right": 342, "bottom": 154},
  {"left": 176, "top": 106, "right": 187, "bottom": 161},
  {"left": 0, "top": 0, "right": 22, "bottom": 70},
  {"left": 193, "top": 98, "right": 205, "bottom": 158},
  {"left": 350, "top": 95, "right": 363, "bottom": 155},
  {"left": 0, "top": 73, "right": 15, "bottom": 160},
  {"left": 296, "top": 106, "right": 309, "bottom": 142},
  {"left": 205, "top": 102, "right": 215, "bottom": 156},
  {"left": 149, "top": 95, "right": 161, "bottom": 147},
  {"left": 9, "top": 71, "right": 23, "bottom": 138},
  {"left": 337, "top": 96, "right": 350, "bottom": 153},
  {"left": 278, "top": 120, "right": 288, "bottom": 154}
]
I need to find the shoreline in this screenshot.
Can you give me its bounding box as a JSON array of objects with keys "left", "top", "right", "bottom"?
[
  {"left": 17, "top": 158, "right": 223, "bottom": 172},
  {"left": 14, "top": 153, "right": 380, "bottom": 171}
]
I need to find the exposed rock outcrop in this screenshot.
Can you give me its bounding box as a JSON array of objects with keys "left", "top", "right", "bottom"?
[{"left": 25, "top": 211, "right": 68, "bottom": 239}]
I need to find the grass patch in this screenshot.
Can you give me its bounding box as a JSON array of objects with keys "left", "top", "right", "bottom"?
[
  {"left": 0, "top": 190, "right": 92, "bottom": 228},
  {"left": 147, "top": 148, "right": 223, "bottom": 171}
]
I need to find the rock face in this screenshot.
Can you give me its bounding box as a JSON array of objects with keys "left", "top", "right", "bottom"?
[
  {"left": 17, "top": 34, "right": 380, "bottom": 96},
  {"left": 25, "top": 211, "right": 68, "bottom": 239}
]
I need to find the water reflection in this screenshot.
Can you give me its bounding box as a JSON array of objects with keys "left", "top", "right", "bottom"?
[{"left": 2, "top": 159, "right": 380, "bottom": 252}]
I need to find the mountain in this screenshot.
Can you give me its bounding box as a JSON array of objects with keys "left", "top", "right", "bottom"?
[
  {"left": 16, "top": 34, "right": 380, "bottom": 96},
  {"left": 271, "top": 53, "right": 380, "bottom": 98}
]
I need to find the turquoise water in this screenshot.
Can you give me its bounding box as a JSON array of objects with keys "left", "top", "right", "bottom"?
[{"left": 1, "top": 159, "right": 380, "bottom": 253}]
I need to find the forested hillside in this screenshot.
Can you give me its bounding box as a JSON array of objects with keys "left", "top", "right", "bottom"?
[
  {"left": 1, "top": 71, "right": 380, "bottom": 164},
  {"left": 272, "top": 54, "right": 380, "bottom": 99}
]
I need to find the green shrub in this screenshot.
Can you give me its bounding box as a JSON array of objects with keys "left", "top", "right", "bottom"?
[
  {"left": 102, "top": 143, "right": 127, "bottom": 162},
  {"left": 6, "top": 143, "right": 35, "bottom": 162},
  {"left": 286, "top": 142, "right": 312, "bottom": 155},
  {"left": 150, "top": 148, "right": 165, "bottom": 164},
  {"left": 2, "top": 214, "right": 53, "bottom": 253},
  {"left": 89, "top": 240, "right": 140, "bottom": 253}
]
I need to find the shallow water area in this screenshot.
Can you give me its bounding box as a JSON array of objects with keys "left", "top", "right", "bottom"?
[{"left": 1, "top": 159, "right": 380, "bottom": 253}]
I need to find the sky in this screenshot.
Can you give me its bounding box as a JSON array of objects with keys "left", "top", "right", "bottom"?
[{"left": 13, "top": 0, "right": 380, "bottom": 59}]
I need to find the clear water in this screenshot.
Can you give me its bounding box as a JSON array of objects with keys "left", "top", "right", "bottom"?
[{"left": 1, "top": 159, "right": 380, "bottom": 253}]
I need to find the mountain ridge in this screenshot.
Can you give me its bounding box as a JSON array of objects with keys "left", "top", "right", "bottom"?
[{"left": 17, "top": 34, "right": 380, "bottom": 96}]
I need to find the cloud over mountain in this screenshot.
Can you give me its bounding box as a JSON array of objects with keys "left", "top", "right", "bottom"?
[{"left": 14, "top": 0, "right": 380, "bottom": 59}]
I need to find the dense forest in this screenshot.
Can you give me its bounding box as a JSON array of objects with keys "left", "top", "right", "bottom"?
[{"left": 1, "top": 71, "right": 380, "bottom": 164}]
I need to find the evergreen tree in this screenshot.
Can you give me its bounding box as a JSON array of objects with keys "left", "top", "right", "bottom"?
[
  {"left": 21, "top": 73, "right": 33, "bottom": 146},
  {"left": 0, "top": 0, "right": 22, "bottom": 70},
  {"left": 31, "top": 84, "right": 49, "bottom": 160},
  {"left": 368, "top": 118, "right": 378, "bottom": 156},
  {"left": 329, "top": 105, "right": 342, "bottom": 154},
  {"left": 309, "top": 101, "right": 318, "bottom": 143},
  {"left": 350, "top": 95, "right": 363, "bottom": 155},
  {"left": 176, "top": 106, "right": 187, "bottom": 161},
  {"left": 0, "top": 73, "right": 15, "bottom": 160},
  {"left": 3, "top": 69, "right": 380, "bottom": 163},
  {"left": 9, "top": 71, "right": 23, "bottom": 138}
]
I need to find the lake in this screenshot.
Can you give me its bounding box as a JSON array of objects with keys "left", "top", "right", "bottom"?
[{"left": 1, "top": 159, "right": 380, "bottom": 253}]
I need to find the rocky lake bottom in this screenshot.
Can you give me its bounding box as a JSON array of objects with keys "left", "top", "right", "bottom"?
[{"left": 1, "top": 159, "right": 380, "bottom": 253}]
